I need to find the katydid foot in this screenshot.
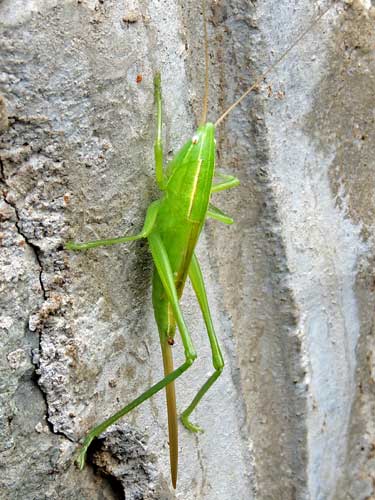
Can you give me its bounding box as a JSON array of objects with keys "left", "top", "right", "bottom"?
[
  {"left": 181, "top": 413, "right": 204, "bottom": 433},
  {"left": 75, "top": 434, "right": 95, "bottom": 470}
]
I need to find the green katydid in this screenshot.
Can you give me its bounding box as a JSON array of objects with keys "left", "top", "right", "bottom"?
[{"left": 65, "top": 0, "right": 335, "bottom": 489}]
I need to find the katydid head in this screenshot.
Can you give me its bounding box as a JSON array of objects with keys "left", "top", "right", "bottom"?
[
  {"left": 165, "top": 121, "right": 215, "bottom": 220},
  {"left": 173, "top": 122, "right": 216, "bottom": 171},
  {"left": 190, "top": 122, "right": 215, "bottom": 153}
]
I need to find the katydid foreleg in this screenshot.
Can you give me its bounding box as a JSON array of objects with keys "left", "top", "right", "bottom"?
[
  {"left": 153, "top": 72, "right": 165, "bottom": 190},
  {"left": 211, "top": 173, "right": 240, "bottom": 193}
]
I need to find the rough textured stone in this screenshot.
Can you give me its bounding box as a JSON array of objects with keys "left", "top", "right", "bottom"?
[{"left": 1, "top": 1, "right": 374, "bottom": 499}]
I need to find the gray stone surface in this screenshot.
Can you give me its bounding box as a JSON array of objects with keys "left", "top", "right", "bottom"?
[{"left": 1, "top": 1, "right": 374, "bottom": 499}]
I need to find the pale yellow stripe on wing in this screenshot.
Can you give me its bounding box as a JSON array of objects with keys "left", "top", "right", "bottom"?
[{"left": 187, "top": 158, "right": 203, "bottom": 220}]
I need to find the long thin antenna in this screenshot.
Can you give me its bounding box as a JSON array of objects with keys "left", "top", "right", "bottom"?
[
  {"left": 200, "top": 0, "right": 209, "bottom": 125},
  {"left": 215, "top": 1, "right": 336, "bottom": 127}
]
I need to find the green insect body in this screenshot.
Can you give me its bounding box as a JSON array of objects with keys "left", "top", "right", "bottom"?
[{"left": 66, "top": 73, "right": 239, "bottom": 487}]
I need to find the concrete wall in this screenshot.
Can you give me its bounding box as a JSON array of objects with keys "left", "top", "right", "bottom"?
[{"left": 1, "top": 1, "right": 374, "bottom": 499}]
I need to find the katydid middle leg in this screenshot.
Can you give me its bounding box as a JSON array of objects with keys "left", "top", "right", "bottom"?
[
  {"left": 181, "top": 253, "right": 224, "bottom": 433},
  {"left": 207, "top": 203, "right": 234, "bottom": 225},
  {"left": 65, "top": 199, "right": 160, "bottom": 251}
]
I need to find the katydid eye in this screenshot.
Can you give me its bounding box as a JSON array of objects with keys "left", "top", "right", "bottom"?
[{"left": 192, "top": 135, "right": 199, "bottom": 144}]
